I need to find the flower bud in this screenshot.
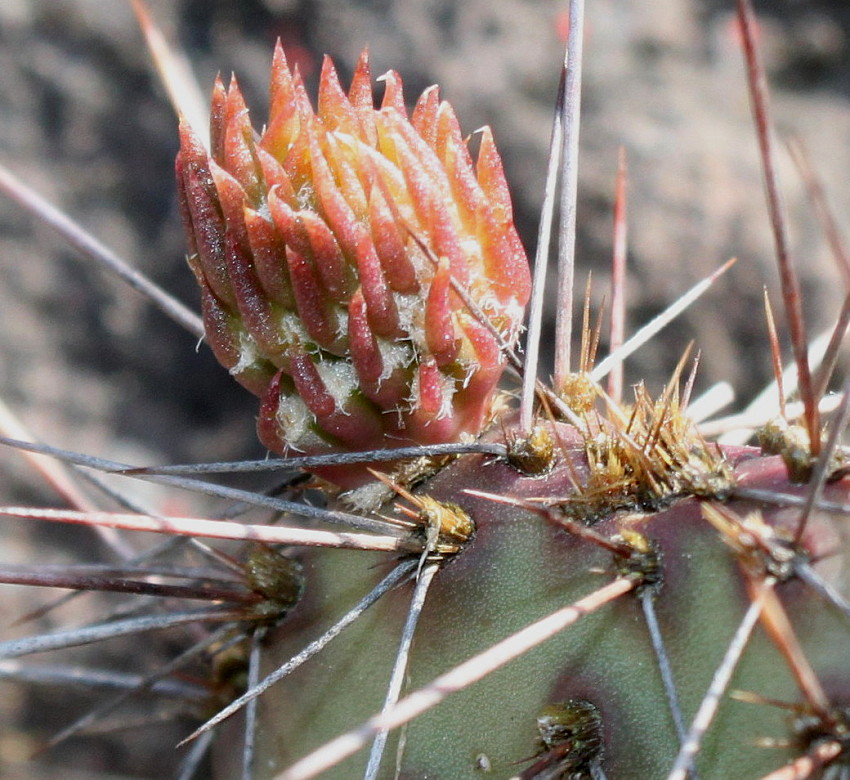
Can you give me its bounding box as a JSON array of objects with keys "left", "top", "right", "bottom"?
[{"left": 176, "top": 46, "right": 531, "bottom": 485}]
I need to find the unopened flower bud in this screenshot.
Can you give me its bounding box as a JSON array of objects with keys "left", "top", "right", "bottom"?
[{"left": 176, "top": 45, "right": 531, "bottom": 485}]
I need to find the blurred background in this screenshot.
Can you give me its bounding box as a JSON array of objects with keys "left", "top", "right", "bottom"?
[{"left": 1, "top": 1, "right": 850, "bottom": 777}]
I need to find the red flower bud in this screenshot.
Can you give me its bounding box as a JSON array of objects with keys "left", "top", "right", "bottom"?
[{"left": 176, "top": 44, "right": 531, "bottom": 485}]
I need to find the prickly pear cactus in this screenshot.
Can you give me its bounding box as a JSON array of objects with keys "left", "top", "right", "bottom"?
[
  {"left": 175, "top": 29, "right": 850, "bottom": 780},
  {"left": 2, "top": 4, "right": 850, "bottom": 780}
]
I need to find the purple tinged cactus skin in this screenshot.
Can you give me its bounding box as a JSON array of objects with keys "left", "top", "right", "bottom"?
[
  {"left": 245, "top": 421, "right": 850, "bottom": 779},
  {"left": 175, "top": 45, "right": 531, "bottom": 486}
]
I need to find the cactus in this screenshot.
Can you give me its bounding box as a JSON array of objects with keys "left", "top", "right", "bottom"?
[{"left": 1, "top": 3, "right": 850, "bottom": 780}]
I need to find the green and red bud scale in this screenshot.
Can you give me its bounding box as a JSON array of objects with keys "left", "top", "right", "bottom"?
[{"left": 175, "top": 45, "right": 531, "bottom": 479}]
